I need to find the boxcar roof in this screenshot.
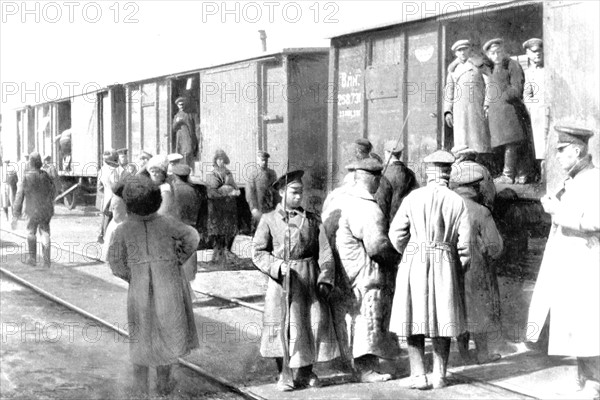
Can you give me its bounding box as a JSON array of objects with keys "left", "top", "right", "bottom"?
[{"left": 327, "top": 0, "right": 520, "bottom": 39}]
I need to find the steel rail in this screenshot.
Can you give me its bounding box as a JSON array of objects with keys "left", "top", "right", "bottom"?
[
  {"left": 0, "top": 265, "right": 264, "bottom": 400},
  {"left": 0, "top": 228, "right": 264, "bottom": 314}
]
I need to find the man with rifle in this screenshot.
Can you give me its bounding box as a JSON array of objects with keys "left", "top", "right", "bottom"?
[{"left": 252, "top": 170, "right": 339, "bottom": 391}]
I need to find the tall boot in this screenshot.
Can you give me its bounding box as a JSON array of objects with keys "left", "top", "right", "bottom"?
[
  {"left": 431, "top": 337, "right": 451, "bottom": 389},
  {"left": 494, "top": 143, "right": 518, "bottom": 184},
  {"left": 42, "top": 245, "right": 51, "bottom": 268},
  {"left": 24, "top": 236, "right": 37, "bottom": 266},
  {"left": 473, "top": 332, "right": 501, "bottom": 364},
  {"left": 156, "top": 364, "right": 174, "bottom": 396},
  {"left": 407, "top": 335, "right": 428, "bottom": 389},
  {"left": 457, "top": 331, "right": 473, "bottom": 364},
  {"left": 132, "top": 364, "right": 149, "bottom": 396}
]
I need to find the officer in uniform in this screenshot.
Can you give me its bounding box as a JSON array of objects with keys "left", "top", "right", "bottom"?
[
  {"left": 528, "top": 127, "right": 599, "bottom": 398},
  {"left": 246, "top": 150, "right": 278, "bottom": 231},
  {"left": 170, "top": 97, "right": 199, "bottom": 168},
  {"left": 523, "top": 38, "right": 547, "bottom": 180},
  {"left": 444, "top": 40, "right": 492, "bottom": 156},
  {"left": 389, "top": 149, "right": 471, "bottom": 390}
]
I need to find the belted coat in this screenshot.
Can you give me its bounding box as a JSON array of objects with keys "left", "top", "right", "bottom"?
[{"left": 389, "top": 180, "right": 471, "bottom": 338}]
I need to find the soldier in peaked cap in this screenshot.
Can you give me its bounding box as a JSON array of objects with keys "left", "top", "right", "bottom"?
[
  {"left": 483, "top": 38, "right": 534, "bottom": 184},
  {"left": 450, "top": 145, "right": 496, "bottom": 210},
  {"left": 528, "top": 126, "right": 600, "bottom": 398},
  {"left": 252, "top": 169, "right": 339, "bottom": 391},
  {"left": 246, "top": 150, "right": 278, "bottom": 230},
  {"left": 444, "top": 39, "right": 492, "bottom": 155},
  {"left": 523, "top": 38, "right": 547, "bottom": 175},
  {"left": 389, "top": 149, "right": 471, "bottom": 389},
  {"left": 382, "top": 139, "right": 419, "bottom": 221},
  {"left": 322, "top": 158, "right": 402, "bottom": 383},
  {"left": 451, "top": 168, "right": 504, "bottom": 365},
  {"left": 170, "top": 96, "right": 199, "bottom": 168}
]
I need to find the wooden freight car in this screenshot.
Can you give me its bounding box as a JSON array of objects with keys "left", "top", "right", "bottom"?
[
  {"left": 123, "top": 48, "right": 330, "bottom": 214},
  {"left": 4, "top": 86, "right": 127, "bottom": 209}
]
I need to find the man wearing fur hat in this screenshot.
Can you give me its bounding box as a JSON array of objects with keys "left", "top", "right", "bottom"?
[
  {"left": 389, "top": 149, "right": 471, "bottom": 390},
  {"left": 444, "top": 40, "right": 492, "bottom": 155},
  {"left": 170, "top": 97, "right": 199, "bottom": 168}
]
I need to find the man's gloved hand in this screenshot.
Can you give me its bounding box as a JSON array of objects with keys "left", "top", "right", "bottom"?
[
  {"left": 251, "top": 209, "right": 262, "bottom": 221},
  {"left": 317, "top": 283, "right": 332, "bottom": 301}
]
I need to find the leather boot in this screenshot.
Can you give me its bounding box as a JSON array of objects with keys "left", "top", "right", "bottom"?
[
  {"left": 457, "top": 331, "right": 473, "bottom": 364},
  {"left": 132, "top": 364, "right": 149, "bottom": 396},
  {"left": 24, "top": 236, "right": 37, "bottom": 266},
  {"left": 156, "top": 365, "right": 174, "bottom": 396},
  {"left": 42, "top": 245, "right": 51, "bottom": 268},
  {"left": 431, "top": 337, "right": 451, "bottom": 389},
  {"left": 494, "top": 143, "right": 518, "bottom": 184},
  {"left": 407, "top": 335, "right": 429, "bottom": 389}
]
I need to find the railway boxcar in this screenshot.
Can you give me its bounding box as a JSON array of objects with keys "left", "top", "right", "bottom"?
[
  {"left": 123, "top": 48, "right": 330, "bottom": 213},
  {"left": 327, "top": 1, "right": 598, "bottom": 190}
]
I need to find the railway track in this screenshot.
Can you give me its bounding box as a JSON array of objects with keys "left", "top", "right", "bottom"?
[{"left": 0, "top": 227, "right": 264, "bottom": 400}]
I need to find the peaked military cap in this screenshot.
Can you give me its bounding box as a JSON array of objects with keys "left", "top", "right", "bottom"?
[
  {"left": 167, "top": 153, "right": 183, "bottom": 163},
  {"left": 483, "top": 38, "right": 504, "bottom": 52},
  {"left": 450, "top": 167, "right": 484, "bottom": 186},
  {"left": 175, "top": 96, "right": 187, "bottom": 105},
  {"left": 555, "top": 126, "right": 594, "bottom": 149},
  {"left": 146, "top": 154, "right": 169, "bottom": 172},
  {"left": 450, "top": 144, "right": 477, "bottom": 156},
  {"left": 257, "top": 150, "right": 270, "bottom": 160},
  {"left": 354, "top": 138, "right": 373, "bottom": 153},
  {"left": 423, "top": 150, "right": 456, "bottom": 165},
  {"left": 384, "top": 139, "right": 404, "bottom": 154},
  {"left": 116, "top": 148, "right": 128, "bottom": 155},
  {"left": 348, "top": 158, "right": 383, "bottom": 175},
  {"left": 273, "top": 170, "right": 304, "bottom": 190},
  {"left": 139, "top": 150, "right": 153, "bottom": 160},
  {"left": 172, "top": 164, "right": 191, "bottom": 177},
  {"left": 451, "top": 39, "right": 471, "bottom": 52},
  {"left": 522, "top": 38, "right": 542, "bottom": 50}
]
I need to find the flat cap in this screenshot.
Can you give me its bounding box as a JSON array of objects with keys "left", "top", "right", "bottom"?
[
  {"left": 103, "top": 150, "right": 118, "bottom": 162},
  {"left": 43, "top": 154, "right": 52, "bottom": 161},
  {"left": 555, "top": 126, "right": 594, "bottom": 148},
  {"left": 167, "top": 153, "right": 183, "bottom": 163},
  {"left": 423, "top": 150, "right": 456, "bottom": 165},
  {"left": 348, "top": 158, "right": 383, "bottom": 175},
  {"left": 139, "top": 150, "right": 153, "bottom": 160},
  {"left": 450, "top": 167, "right": 484, "bottom": 186},
  {"left": 451, "top": 39, "right": 471, "bottom": 52},
  {"left": 175, "top": 96, "right": 187, "bottom": 104},
  {"left": 116, "top": 148, "right": 128, "bottom": 155},
  {"left": 450, "top": 144, "right": 477, "bottom": 156},
  {"left": 172, "top": 164, "right": 191, "bottom": 177},
  {"left": 522, "top": 38, "right": 542, "bottom": 50},
  {"left": 273, "top": 170, "right": 304, "bottom": 190},
  {"left": 483, "top": 38, "right": 504, "bottom": 52},
  {"left": 257, "top": 150, "right": 270, "bottom": 160},
  {"left": 146, "top": 154, "right": 169, "bottom": 172},
  {"left": 384, "top": 139, "right": 404, "bottom": 153}
]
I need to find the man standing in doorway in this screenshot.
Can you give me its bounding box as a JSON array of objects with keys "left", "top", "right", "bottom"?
[{"left": 171, "top": 97, "right": 199, "bottom": 168}]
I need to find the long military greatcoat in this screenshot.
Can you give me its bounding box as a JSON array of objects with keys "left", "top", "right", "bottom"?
[
  {"left": 444, "top": 57, "right": 492, "bottom": 153},
  {"left": 389, "top": 180, "right": 471, "bottom": 338},
  {"left": 455, "top": 186, "right": 504, "bottom": 334},
  {"left": 252, "top": 204, "right": 339, "bottom": 368},
  {"left": 13, "top": 168, "right": 55, "bottom": 222},
  {"left": 527, "top": 156, "right": 600, "bottom": 357},
  {"left": 108, "top": 213, "right": 200, "bottom": 366},
  {"left": 172, "top": 179, "right": 202, "bottom": 281},
  {"left": 524, "top": 65, "right": 546, "bottom": 158},
  {"left": 485, "top": 58, "right": 529, "bottom": 148},
  {"left": 172, "top": 110, "right": 199, "bottom": 166},
  {"left": 323, "top": 185, "right": 400, "bottom": 360}
]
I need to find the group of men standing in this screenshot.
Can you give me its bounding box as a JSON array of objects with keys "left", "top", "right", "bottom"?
[{"left": 444, "top": 37, "right": 546, "bottom": 184}]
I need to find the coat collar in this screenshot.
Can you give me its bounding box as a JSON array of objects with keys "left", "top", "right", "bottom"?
[
  {"left": 276, "top": 203, "right": 306, "bottom": 220},
  {"left": 129, "top": 212, "right": 159, "bottom": 222},
  {"left": 567, "top": 154, "right": 594, "bottom": 179}
]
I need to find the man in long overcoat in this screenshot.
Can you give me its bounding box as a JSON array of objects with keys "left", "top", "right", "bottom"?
[
  {"left": 389, "top": 150, "right": 471, "bottom": 390},
  {"left": 252, "top": 170, "right": 339, "bottom": 391},
  {"left": 108, "top": 176, "right": 200, "bottom": 396},
  {"left": 171, "top": 97, "right": 199, "bottom": 168},
  {"left": 323, "top": 158, "right": 401, "bottom": 383},
  {"left": 483, "top": 38, "right": 533, "bottom": 184},
  {"left": 382, "top": 140, "right": 419, "bottom": 221},
  {"left": 444, "top": 40, "right": 491, "bottom": 154},
  {"left": 246, "top": 151, "right": 278, "bottom": 230},
  {"left": 12, "top": 152, "right": 56, "bottom": 268},
  {"left": 527, "top": 126, "right": 599, "bottom": 398}
]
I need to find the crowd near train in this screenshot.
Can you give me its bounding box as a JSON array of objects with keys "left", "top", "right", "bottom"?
[{"left": 1, "top": 1, "right": 599, "bottom": 398}]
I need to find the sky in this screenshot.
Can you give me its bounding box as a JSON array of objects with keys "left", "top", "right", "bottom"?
[{"left": 0, "top": 0, "right": 504, "bottom": 112}]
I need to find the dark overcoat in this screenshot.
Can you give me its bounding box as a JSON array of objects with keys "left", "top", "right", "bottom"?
[
  {"left": 13, "top": 169, "right": 55, "bottom": 221},
  {"left": 108, "top": 213, "right": 200, "bottom": 366},
  {"left": 384, "top": 161, "right": 419, "bottom": 221},
  {"left": 205, "top": 166, "right": 238, "bottom": 237},
  {"left": 245, "top": 167, "right": 278, "bottom": 216},
  {"left": 485, "top": 58, "right": 529, "bottom": 147},
  {"left": 252, "top": 204, "right": 339, "bottom": 368}
]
